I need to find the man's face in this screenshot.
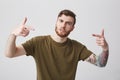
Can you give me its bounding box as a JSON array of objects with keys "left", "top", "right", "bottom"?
[{"left": 55, "top": 14, "right": 75, "bottom": 38}]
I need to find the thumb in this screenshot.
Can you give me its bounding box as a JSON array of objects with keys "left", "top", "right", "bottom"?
[
  {"left": 101, "top": 29, "right": 104, "bottom": 37},
  {"left": 21, "top": 17, "right": 27, "bottom": 26}
]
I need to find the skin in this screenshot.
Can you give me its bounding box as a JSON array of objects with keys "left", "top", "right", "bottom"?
[
  {"left": 5, "top": 15, "right": 109, "bottom": 67},
  {"left": 87, "top": 29, "right": 109, "bottom": 67},
  {"left": 5, "top": 17, "right": 33, "bottom": 58}
]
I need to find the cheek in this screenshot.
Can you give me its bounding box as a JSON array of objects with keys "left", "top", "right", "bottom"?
[
  {"left": 56, "top": 23, "right": 60, "bottom": 28},
  {"left": 66, "top": 27, "right": 74, "bottom": 32},
  {"left": 55, "top": 25, "right": 60, "bottom": 30}
]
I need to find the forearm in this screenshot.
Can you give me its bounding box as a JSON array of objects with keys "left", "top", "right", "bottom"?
[
  {"left": 5, "top": 34, "right": 17, "bottom": 58},
  {"left": 96, "top": 49, "right": 109, "bottom": 67}
]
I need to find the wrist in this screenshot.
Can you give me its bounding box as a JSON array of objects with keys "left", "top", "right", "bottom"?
[
  {"left": 103, "top": 47, "right": 109, "bottom": 52},
  {"left": 10, "top": 33, "right": 17, "bottom": 37},
  {"left": 11, "top": 31, "right": 18, "bottom": 36},
  {"left": 102, "top": 43, "right": 109, "bottom": 52}
]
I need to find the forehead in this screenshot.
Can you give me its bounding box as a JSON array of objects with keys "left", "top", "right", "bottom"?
[{"left": 58, "top": 14, "right": 74, "bottom": 22}]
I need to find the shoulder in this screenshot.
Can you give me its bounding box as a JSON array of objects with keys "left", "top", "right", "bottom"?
[
  {"left": 33, "top": 35, "right": 49, "bottom": 39},
  {"left": 69, "top": 38, "right": 84, "bottom": 47},
  {"left": 23, "top": 35, "right": 49, "bottom": 45},
  {"left": 31, "top": 35, "right": 49, "bottom": 41}
]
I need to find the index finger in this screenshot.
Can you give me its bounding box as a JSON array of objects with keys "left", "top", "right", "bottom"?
[
  {"left": 92, "top": 34, "right": 101, "bottom": 38},
  {"left": 22, "top": 17, "right": 27, "bottom": 25}
]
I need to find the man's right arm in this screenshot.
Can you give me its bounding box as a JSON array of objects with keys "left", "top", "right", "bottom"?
[
  {"left": 5, "top": 34, "right": 26, "bottom": 58},
  {"left": 5, "top": 17, "right": 34, "bottom": 58}
]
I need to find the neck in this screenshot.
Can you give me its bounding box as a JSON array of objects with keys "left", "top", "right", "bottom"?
[{"left": 50, "top": 33, "right": 68, "bottom": 43}]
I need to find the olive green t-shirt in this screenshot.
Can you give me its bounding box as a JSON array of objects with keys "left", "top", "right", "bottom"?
[{"left": 22, "top": 35, "right": 93, "bottom": 80}]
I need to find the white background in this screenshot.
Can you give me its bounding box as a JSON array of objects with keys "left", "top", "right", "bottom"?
[{"left": 0, "top": 0, "right": 120, "bottom": 80}]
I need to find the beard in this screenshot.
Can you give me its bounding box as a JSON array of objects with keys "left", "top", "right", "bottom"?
[{"left": 55, "top": 26, "right": 71, "bottom": 38}]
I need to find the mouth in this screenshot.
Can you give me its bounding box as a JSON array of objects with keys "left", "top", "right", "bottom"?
[{"left": 59, "top": 28, "right": 66, "bottom": 33}]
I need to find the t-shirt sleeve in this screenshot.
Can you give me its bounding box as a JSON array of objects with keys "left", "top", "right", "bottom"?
[
  {"left": 79, "top": 46, "right": 93, "bottom": 61},
  {"left": 22, "top": 38, "right": 35, "bottom": 56}
]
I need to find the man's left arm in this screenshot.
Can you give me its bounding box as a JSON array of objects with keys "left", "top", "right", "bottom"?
[{"left": 86, "top": 29, "right": 109, "bottom": 67}]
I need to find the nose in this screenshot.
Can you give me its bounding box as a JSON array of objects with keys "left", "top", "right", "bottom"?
[{"left": 61, "top": 22, "right": 66, "bottom": 28}]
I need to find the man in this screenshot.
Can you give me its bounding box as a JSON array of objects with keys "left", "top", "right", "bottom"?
[{"left": 5, "top": 9, "right": 109, "bottom": 80}]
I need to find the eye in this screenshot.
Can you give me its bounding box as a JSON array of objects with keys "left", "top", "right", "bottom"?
[
  {"left": 66, "top": 22, "right": 73, "bottom": 26},
  {"left": 59, "top": 19, "right": 63, "bottom": 23}
]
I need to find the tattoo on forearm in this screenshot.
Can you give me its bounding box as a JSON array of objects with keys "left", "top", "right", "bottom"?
[{"left": 96, "top": 50, "right": 109, "bottom": 67}]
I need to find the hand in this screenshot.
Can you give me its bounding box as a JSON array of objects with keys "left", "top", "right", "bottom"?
[
  {"left": 12, "top": 17, "right": 35, "bottom": 37},
  {"left": 92, "top": 29, "right": 108, "bottom": 51}
]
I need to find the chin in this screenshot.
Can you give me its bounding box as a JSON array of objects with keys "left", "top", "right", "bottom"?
[{"left": 57, "top": 32, "right": 70, "bottom": 38}]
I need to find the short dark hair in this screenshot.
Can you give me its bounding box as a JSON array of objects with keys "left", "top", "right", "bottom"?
[{"left": 58, "top": 9, "right": 76, "bottom": 25}]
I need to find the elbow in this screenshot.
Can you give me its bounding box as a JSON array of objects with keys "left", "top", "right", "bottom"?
[
  {"left": 97, "top": 62, "right": 108, "bottom": 67},
  {"left": 5, "top": 52, "right": 14, "bottom": 58},
  {"left": 99, "top": 64, "right": 107, "bottom": 67},
  {"left": 5, "top": 54, "right": 14, "bottom": 58}
]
